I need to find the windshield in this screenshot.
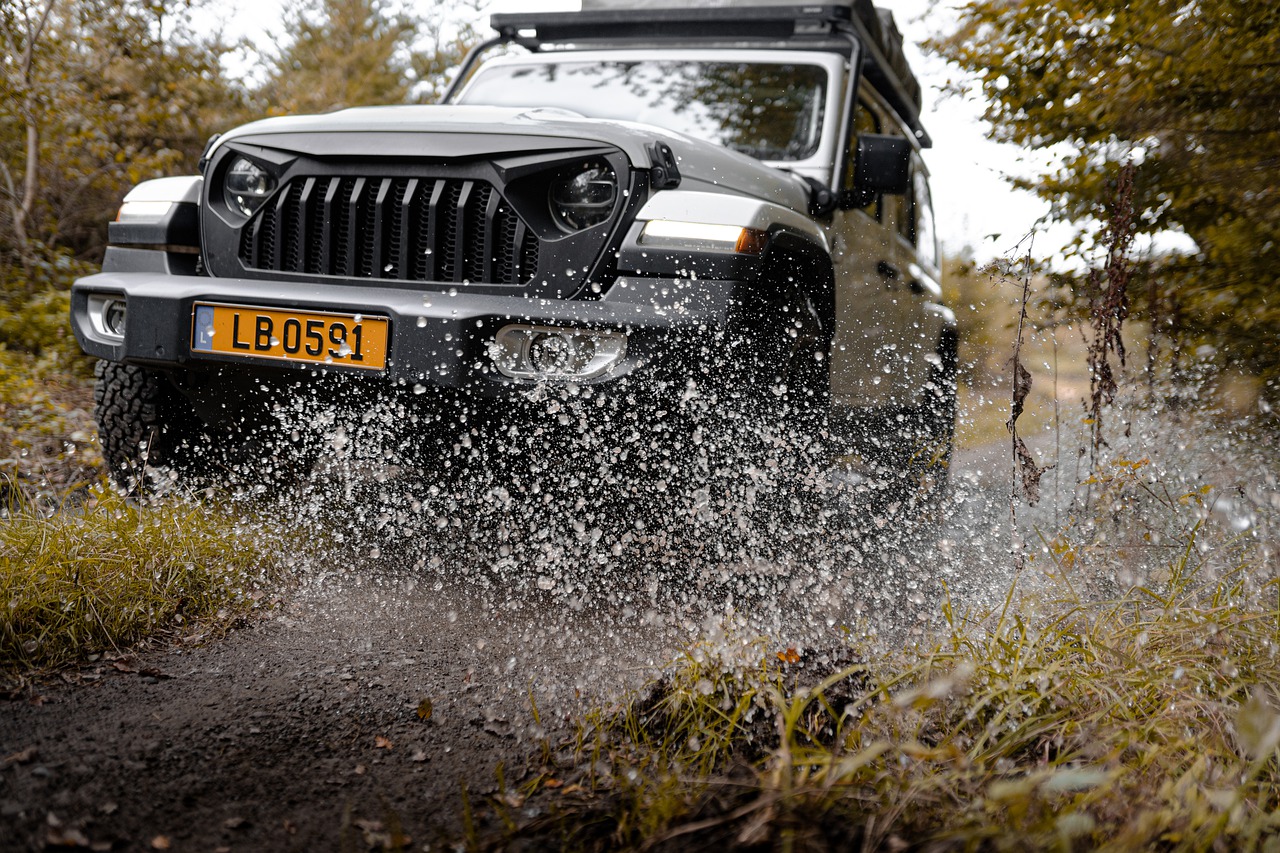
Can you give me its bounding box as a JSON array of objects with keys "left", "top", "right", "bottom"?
[{"left": 459, "top": 60, "right": 827, "bottom": 162}]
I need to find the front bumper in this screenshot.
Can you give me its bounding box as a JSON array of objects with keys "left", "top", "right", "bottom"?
[{"left": 71, "top": 271, "right": 741, "bottom": 397}]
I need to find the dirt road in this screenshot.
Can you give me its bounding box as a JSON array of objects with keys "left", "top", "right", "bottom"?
[{"left": 0, "top": 442, "right": 1024, "bottom": 851}]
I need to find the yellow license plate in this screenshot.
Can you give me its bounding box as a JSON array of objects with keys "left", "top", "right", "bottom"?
[{"left": 191, "top": 303, "right": 389, "bottom": 370}]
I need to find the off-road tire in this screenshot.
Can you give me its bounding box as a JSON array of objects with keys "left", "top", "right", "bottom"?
[
  {"left": 687, "top": 282, "right": 835, "bottom": 532},
  {"left": 716, "top": 279, "right": 832, "bottom": 439},
  {"left": 94, "top": 360, "right": 206, "bottom": 493}
]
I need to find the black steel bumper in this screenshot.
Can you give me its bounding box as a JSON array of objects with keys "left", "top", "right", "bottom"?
[{"left": 71, "top": 269, "right": 741, "bottom": 397}]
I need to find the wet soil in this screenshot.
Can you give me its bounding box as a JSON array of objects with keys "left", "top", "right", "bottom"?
[
  {"left": 0, "top": 444, "right": 1017, "bottom": 852},
  {"left": 1, "top": 577, "right": 690, "bottom": 851}
]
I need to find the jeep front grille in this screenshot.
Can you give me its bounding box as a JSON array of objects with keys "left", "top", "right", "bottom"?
[{"left": 238, "top": 176, "right": 540, "bottom": 285}]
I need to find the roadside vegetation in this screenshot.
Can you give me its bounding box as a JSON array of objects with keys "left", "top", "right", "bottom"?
[
  {"left": 0, "top": 265, "right": 289, "bottom": 679},
  {"left": 0, "top": 485, "right": 290, "bottom": 673},
  {"left": 2, "top": 0, "right": 1279, "bottom": 846},
  {"left": 0, "top": 314, "right": 293, "bottom": 676},
  {"left": 469, "top": 435, "right": 1280, "bottom": 850}
]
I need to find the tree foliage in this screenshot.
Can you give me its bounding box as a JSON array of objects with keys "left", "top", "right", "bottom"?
[
  {"left": 932, "top": 0, "right": 1280, "bottom": 384},
  {"left": 0, "top": 0, "right": 246, "bottom": 275},
  {"left": 257, "top": 0, "right": 478, "bottom": 114},
  {"left": 258, "top": 0, "right": 417, "bottom": 114}
]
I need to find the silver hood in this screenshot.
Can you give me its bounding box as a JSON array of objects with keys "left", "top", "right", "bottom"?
[{"left": 211, "top": 104, "right": 812, "bottom": 213}]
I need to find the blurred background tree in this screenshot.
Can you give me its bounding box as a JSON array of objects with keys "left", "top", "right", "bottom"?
[
  {"left": 255, "top": 0, "right": 479, "bottom": 113},
  {"left": 258, "top": 0, "right": 419, "bottom": 114},
  {"left": 932, "top": 0, "right": 1280, "bottom": 398},
  {"left": 0, "top": 0, "right": 244, "bottom": 275}
]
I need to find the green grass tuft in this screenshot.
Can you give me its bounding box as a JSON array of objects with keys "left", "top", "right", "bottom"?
[{"left": 1, "top": 483, "right": 289, "bottom": 671}]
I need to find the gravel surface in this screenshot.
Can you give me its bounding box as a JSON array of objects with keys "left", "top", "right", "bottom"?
[{"left": 0, "top": 443, "right": 1021, "bottom": 852}]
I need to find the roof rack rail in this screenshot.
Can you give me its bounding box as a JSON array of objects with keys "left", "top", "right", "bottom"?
[{"left": 481, "top": 2, "right": 928, "bottom": 147}]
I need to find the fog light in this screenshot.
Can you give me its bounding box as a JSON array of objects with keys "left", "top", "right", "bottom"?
[
  {"left": 103, "top": 300, "right": 126, "bottom": 336},
  {"left": 528, "top": 332, "right": 575, "bottom": 374},
  {"left": 489, "top": 325, "right": 626, "bottom": 380},
  {"left": 87, "top": 294, "right": 127, "bottom": 340}
]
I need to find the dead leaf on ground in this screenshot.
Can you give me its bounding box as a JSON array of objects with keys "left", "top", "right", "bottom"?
[
  {"left": 416, "top": 698, "right": 433, "bottom": 721},
  {"left": 3, "top": 746, "right": 37, "bottom": 766},
  {"left": 374, "top": 735, "right": 393, "bottom": 750},
  {"left": 223, "top": 817, "right": 246, "bottom": 830},
  {"left": 46, "top": 827, "right": 90, "bottom": 847},
  {"left": 151, "top": 836, "right": 171, "bottom": 850}
]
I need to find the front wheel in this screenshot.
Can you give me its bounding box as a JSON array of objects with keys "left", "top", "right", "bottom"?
[
  {"left": 674, "top": 280, "right": 836, "bottom": 538},
  {"left": 94, "top": 361, "right": 208, "bottom": 493},
  {"left": 847, "top": 337, "right": 957, "bottom": 527}
]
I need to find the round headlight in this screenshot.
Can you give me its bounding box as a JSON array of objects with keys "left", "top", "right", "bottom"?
[
  {"left": 549, "top": 161, "right": 617, "bottom": 231},
  {"left": 223, "top": 156, "right": 277, "bottom": 218}
]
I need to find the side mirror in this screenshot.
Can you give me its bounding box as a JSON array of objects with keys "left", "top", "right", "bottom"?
[{"left": 853, "top": 134, "right": 912, "bottom": 196}]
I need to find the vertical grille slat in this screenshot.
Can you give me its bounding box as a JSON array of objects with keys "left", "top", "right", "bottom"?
[
  {"left": 318, "top": 178, "right": 341, "bottom": 275},
  {"left": 497, "top": 207, "right": 520, "bottom": 284},
  {"left": 348, "top": 177, "right": 370, "bottom": 278},
  {"left": 418, "top": 180, "right": 444, "bottom": 282},
  {"left": 463, "top": 183, "right": 491, "bottom": 284},
  {"left": 258, "top": 204, "right": 277, "bottom": 270},
  {"left": 278, "top": 181, "right": 305, "bottom": 272},
  {"left": 521, "top": 225, "right": 539, "bottom": 280},
  {"left": 333, "top": 178, "right": 357, "bottom": 277},
  {"left": 239, "top": 173, "right": 541, "bottom": 286},
  {"left": 439, "top": 181, "right": 465, "bottom": 284},
  {"left": 480, "top": 187, "right": 502, "bottom": 284},
  {"left": 367, "top": 179, "right": 390, "bottom": 278},
  {"left": 294, "top": 178, "right": 316, "bottom": 273},
  {"left": 268, "top": 193, "right": 287, "bottom": 271},
  {"left": 384, "top": 179, "right": 408, "bottom": 280}
]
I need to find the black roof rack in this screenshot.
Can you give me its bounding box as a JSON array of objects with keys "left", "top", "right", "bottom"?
[{"left": 486, "top": 2, "right": 929, "bottom": 147}]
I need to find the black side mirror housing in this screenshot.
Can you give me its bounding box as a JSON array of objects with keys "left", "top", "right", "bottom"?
[{"left": 852, "top": 133, "right": 912, "bottom": 197}]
